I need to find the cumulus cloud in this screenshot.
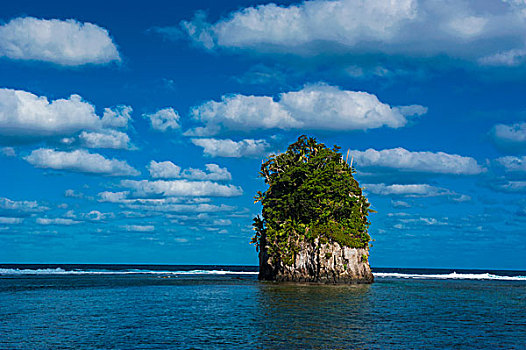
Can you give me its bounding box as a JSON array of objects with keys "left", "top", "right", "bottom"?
[
  {"left": 0, "top": 197, "right": 40, "bottom": 210},
  {"left": 66, "top": 210, "right": 115, "bottom": 222},
  {"left": 392, "top": 200, "right": 411, "bottom": 208},
  {"left": 97, "top": 192, "right": 214, "bottom": 208},
  {"left": 365, "top": 183, "right": 453, "bottom": 197},
  {"left": 187, "top": 84, "right": 426, "bottom": 135},
  {"left": 493, "top": 180, "right": 526, "bottom": 192},
  {"left": 36, "top": 217, "right": 81, "bottom": 225},
  {"left": 213, "top": 219, "right": 232, "bottom": 226},
  {"left": 123, "top": 202, "right": 235, "bottom": 213},
  {"left": 365, "top": 183, "right": 469, "bottom": 201},
  {"left": 394, "top": 216, "right": 449, "bottom": 228},
  {"left": 148, "top": 161, "right": 182, "bottom": 178},
  {"left": 479, "top": 49, "right": 526, "bottom": 66},
  {"left": 279, "top": 85, "right": 426, "bottom": 131},
  {"left": 191, "top": 138, "right": 270, "bottom": 157},
  {"left": 122, "top": 224, "right": 155, "bottom": 232},
  {"left": 25, "top": 148, "right": 139, "bottom": 176},
  {"left": 64, "top": 189, "right": 86, "bottom": 199},
  {"left": 188, "top": 95, "right": 296, "bottom": 136},
  {"left": 1, "top": 147, "right": 15, "bottom": 157},
  {"left": 121, "top": 179, "right": 242, "bottom": 197},
  {"left": 97, "top": 191, "right": 236, "bottom": 214},
  {"left": 491, "top": 121, "right": 526, "bottom": 152},
  {"left": 79, "top": 130, "right": 132, "bottom": 149},
  {"left": 0, "top": 17, "right": 120, "bottom": 65},
  {"left": 179, "top": 0, "right": 526, "bottom": 66},
  {"left": 0, "top": 197, "right": 47, "bottom": 217},
  {"left": 143, "top": 108, "right": 181, "bottom": 131},
  {"left": 101, "top": 106, "right": 133, "bottom": 129},
  {"left": 148, "top": 161, "right": 232, "bottom": 180},
  {"left": 350, "top": 147, "right": 485, "bottom": 175},
  {"left": 0, "top": 216, "right": 23, "bottom": 224},
  {"left": 0, "top": 88, "right": 133, "bottom": 144},
  {"left": 452, "top": 194, "right": 472, "bottom": 202},
  {"left": 98, "top": 191, "right": 130, "bottom": 203},
  {"left": 0, "top": 88, "right": 100, "bottom": 138},
  {"left": 495, "top": 155, "right": 526, "bottom": 172}
]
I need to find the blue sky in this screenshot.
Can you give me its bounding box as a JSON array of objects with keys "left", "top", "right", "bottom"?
[{"left": 1, "top": 0, "right": 526, "bottom": 269}]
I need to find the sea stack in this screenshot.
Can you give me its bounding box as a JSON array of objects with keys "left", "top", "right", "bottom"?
[
  {"left": 252, "top": 135, "right": 374, "bottom": 284},
  {"left": 258, "top": 237, "right": 373, "bottom": 284}
]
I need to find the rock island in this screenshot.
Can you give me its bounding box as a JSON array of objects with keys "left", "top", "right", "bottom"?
[{"left": 252, "top": 136, "right": 374, "bottom": 284}]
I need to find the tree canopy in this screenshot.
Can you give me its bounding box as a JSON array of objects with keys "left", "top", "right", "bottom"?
[{"left": 252, "top": 135, "right": 373, "bottom": 265}]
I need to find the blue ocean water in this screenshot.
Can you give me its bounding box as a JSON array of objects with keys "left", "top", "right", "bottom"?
[{"left": 0, "top": 265, "right": 525, "bottom": 349}]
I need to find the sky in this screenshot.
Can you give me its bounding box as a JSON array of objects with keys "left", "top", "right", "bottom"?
[{"left": 1, "top": 0, "right": 526, "bottom": 269}]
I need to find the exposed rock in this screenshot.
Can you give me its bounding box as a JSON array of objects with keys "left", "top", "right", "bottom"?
[{"left": 259, "top": 236, "right": 373, "bottom": 284}]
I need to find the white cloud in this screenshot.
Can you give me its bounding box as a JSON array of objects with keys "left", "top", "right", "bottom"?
[
  {"left": 387, "top": 212, "right": 411, "bottom": 217},
  {"left": 279, "top": 85, "right": 426, "bottom": 130},
  {"left": 0, "top": 88, "right": 101, "bottom": 138},
  {"left": 495, "top": 155, "right": 526, "bottom": 172},
  {"left": 0, "top": 197, "right": 47, "bottom": 216},
  {"left": 36, "top": 217, "right": 80, "bottom": 225},
  {"left": 0, "top": 217, "right": 23, "bottom": 224},
  {"left": 99, "top": 194, "right": 177, "bottom": 205},
  {"left": 365, "top": 183, "right": 453, "bottom": 197},
  {"left": 191, "top": 138, "right": 270, "bottom": 157},
  {"left": 398, "top": 216, "right": 449, "bottom": 226},
  {"left": 98, "top": 191, "right": 130, "bottom": 203},
  {"left": 1, "top": 147, "right": 15, "bottom": 157},
  {"left": 392, "top": 200, "right": 411, "bottom": 208},
  {"left": 79, "top": 130, "right": 132, "bottom": 149},
  {"left": 98, "top": 192, "right": 237, "bottom": 214},
  {"left": 366, "top": 183, "right": 470, "bottom": 201},
  {"left": 0, "top": 17, "right": 120, "bottom": 65},
  {"left": 190, "top": 163, "right": 232, "bottom": 181},
  {"left": 121, "top": 179, "right": 243, "bottom": 197},
  {"left": 188, "top": 84, "right": 426, "bottom": 135},
  {"left": 84, "top": 210, "right": 115, "bottom": 221},
  {"left": 25, "top": 148, "right": 139, "bottom": 176},
  {"left": 64, "top": 189, "right": 86, "bottom": 199},
  {"left": 350, "top": 147, "right": 485, "bottom": 175},
  {"left": 0, "top": 197, "right": 38, "bottom": 210},
  {"left": 479, "top": 49, "right": 526, "bottom": 66},
  {"left": 101, "top": 106, "right": 133, "bottom": 129},
  {"left": 491, "top": 122, "right": 526, "bottom": 150},
  {"left": 97, "top": 193, "right": 219, "bottom": 216},
  {"left": 63, "top": 209, "right": 114, "bottom": 221},
  {"left": 212, "top": 219, "right": 232, "bottom": 226},
  {"left": 188, "top": 95, "right": 296, "bottom": 135},
  {"left": 452, "top": 194, "right": 472, "bottom": 202},
  {"left": 143, "top": 108, "right": 181, "bottom": 132},
  {"left": 180, "top": 0, "right": 526, "bottom": 66},
  {"left": 148, "top": 161, "right": 232, "bottom": 180},
  {"left": 123, "top": 203, "right": 235, "bottom": 213},
  {"left": 122, "top": 224, "right": 155, "bottom": 232},
  {"left": 495, "top": 180, "right": 526, "bottom": 192},
  {"left": 148, "top": 161, "right": 181, "bottom": 178},
  {"left": 0, "top": 88, "right": 132, "bottom": 145}
]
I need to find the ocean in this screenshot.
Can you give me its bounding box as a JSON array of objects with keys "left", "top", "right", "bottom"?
[{"left": 0, "top": 265, "right": 525, "bottom": 349}]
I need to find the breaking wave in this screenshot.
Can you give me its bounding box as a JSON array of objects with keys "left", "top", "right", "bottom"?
[
  {"left": 374, "top": 272, "right": 526, "bottom": 281},
  {"left": 0, "top": 268, "right": 258, "bottom": 276},
  {"left": 2, "top": 268, "right": 524, "bottom": 281}
]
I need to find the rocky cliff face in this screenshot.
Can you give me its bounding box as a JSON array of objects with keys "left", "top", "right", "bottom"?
[{"left": 259, "top": 237, "right": 373, "bottom": 284}]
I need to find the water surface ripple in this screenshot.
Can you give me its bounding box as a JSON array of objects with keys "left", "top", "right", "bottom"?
[{"left": 0, "top": 271, "right": 525, "bottom": 349}]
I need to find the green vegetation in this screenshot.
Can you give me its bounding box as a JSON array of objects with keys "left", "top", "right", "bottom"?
[{"left": 252, "top": 135, "right": 373, "bottom": 265}]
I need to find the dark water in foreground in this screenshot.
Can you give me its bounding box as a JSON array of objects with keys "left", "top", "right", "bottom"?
[{"left": 0, "top": 265, "right": 525, "bottom": 349}]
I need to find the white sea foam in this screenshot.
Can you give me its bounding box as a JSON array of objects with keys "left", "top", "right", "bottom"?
[
  {"left": 374, "top": 272, "right": 526, "bottom": 281},
  {"left": 1, "top": 269, "right": 524, "bottom": 280},
  {"left": 0, "top": 268, "right": 258, "bottom": 275}
]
